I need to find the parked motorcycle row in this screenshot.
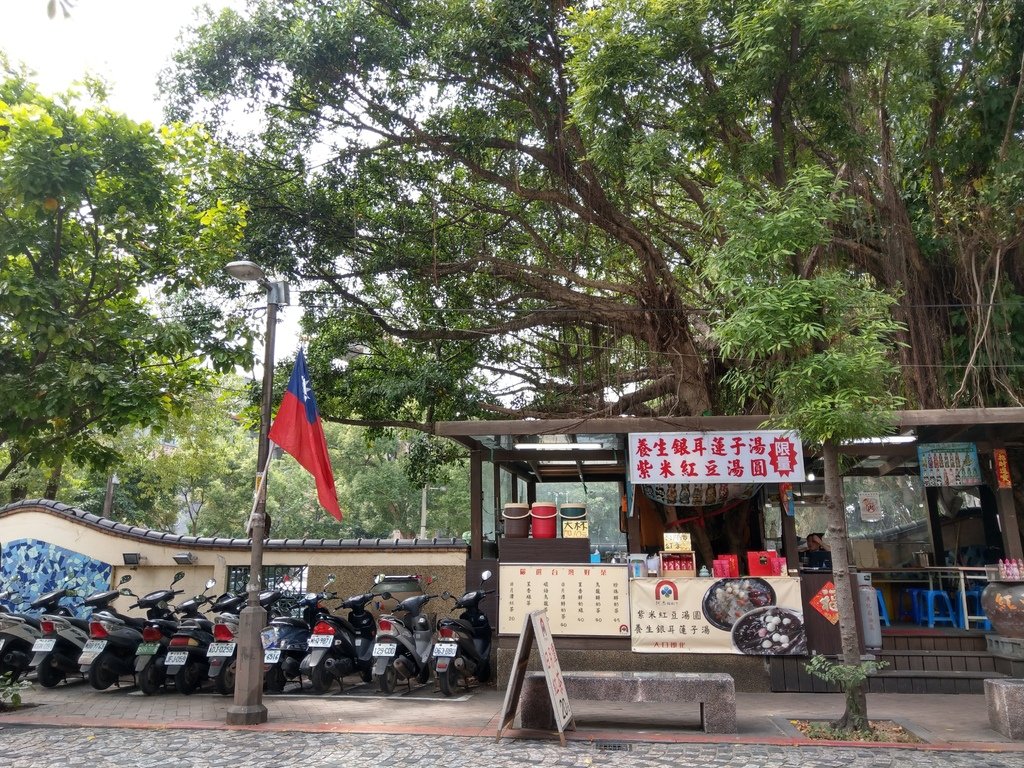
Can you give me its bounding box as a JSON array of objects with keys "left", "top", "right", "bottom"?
[{"left": 0, "top": 570, "right": 495, "bottom": 699}]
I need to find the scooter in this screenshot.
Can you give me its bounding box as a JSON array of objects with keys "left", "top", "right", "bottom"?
[
  {"left": 134, "top": 575, "right": 213, "bottom": 695},
  {"left": 301, "top": 585, "right": 378, "bottom": 693},
  {"left": 371, "top": 578, "right": 439, "bottom": 694},
  {"left": 79, "top": 574, "right": 157, "bottom": 690},
  {"left": 28, "top": 580, "right": 89, "bottom": 688},
  {"left": 262, "top": 580, "right": 335, "bottom": 693},
  {"left": 163, "top": 579, "right": 219, "bottom": 694},
  {"left": 0, "top": 587, "right": 43, "bottom": 682},
  {"left": 207, "top": 588, "right": 278, "bottom": 696},
  {"left": 432, "top": 570, "right": 495, "bottom": 696}
]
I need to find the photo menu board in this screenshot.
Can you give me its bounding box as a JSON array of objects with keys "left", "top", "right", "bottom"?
[{"left": 498, "top": 563, "right": 631, "bottom": 637}]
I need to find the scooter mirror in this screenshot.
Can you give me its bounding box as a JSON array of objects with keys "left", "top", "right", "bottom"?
[
  {"left": 442, "top": 590, "right": 452, "bottom": 600},
  {"left": 118, "top": 574, "right": 132, "bottom": 585},
  {"left": 378, "top": 591, "right": 392, "bottom": 600},
  {"left": 326, "top": 574, "right": 336, "bottom": 583},
  {"left": 172, "top": 571, "right": 186, "bottom": 583},
  {"left": 374, "top": 573, "right": 386, "bottom": 584},
  {"left": 480, "top": 570, "right": 492, "bottom": 582},
  {"left": 205, "top": 578, "right": 216, "bottom": 590},
  {"left": 119, "top": 587, "right": 133, "bottom": 596}
]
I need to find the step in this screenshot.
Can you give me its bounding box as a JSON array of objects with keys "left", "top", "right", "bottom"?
[{"left": 867, "top": 668, "right": 1007, "bottom": 694}]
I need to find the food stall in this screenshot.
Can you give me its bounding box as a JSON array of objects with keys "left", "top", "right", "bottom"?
[{"left": 438, "top": 410, "right": 1024, "bottom": 692}]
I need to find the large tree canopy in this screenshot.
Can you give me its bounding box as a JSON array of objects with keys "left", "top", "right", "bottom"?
[
  {"left": 0, "top": 66, "right": 256, "bottom": 488},
  {"left": 166, "top": 0, "right": 1024, "bottom": 429}
]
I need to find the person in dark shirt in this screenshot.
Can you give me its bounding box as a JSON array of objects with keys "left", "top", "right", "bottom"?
[{"left": 804, "top": 532, "right": 831, "bottom": 569}]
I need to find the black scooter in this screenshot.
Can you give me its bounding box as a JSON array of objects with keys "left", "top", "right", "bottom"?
[
  {"left": 207, "top": 589, "right": 278, "bottom": 696},
  {"left": 28, "top": 580, "right": 88, "bottom": 687},
  {"left": 262, "top": 580, "right": 335, "bottom": 693},
  {"left": 163, "top": 579, "right": 218, "bottom": 694},
  {"left": 432, "top": 570, "right": 495, "bottom": 696},
  {"left": 301, "top": 585, "right": 378, "bottom": 693},
  {"left": 80, "top": 574, "right": 164, "bottom": 690},
  {"left": 135, "top": 576, "right": 215, "bottom": 695}
]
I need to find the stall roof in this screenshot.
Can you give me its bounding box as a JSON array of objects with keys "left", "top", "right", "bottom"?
[{"left": 435, "top": 408, "right": 1024, "bottom": 484}]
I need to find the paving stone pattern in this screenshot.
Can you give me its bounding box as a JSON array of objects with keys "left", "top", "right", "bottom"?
[{"left": 2, "top": 726, "right": 1024, "bottom": 768}]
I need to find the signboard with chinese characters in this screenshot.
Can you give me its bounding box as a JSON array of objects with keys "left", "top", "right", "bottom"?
[
  {"left": 630, "top": 576, "right": 805, "bottom": 655},
  {"left": 628, "top": 431, "right": 805, "bottom": 485},
  {"left": 994, "top": 448, "right": 1013, "bottom": 489},
  {"left": 499, "top": 564, "right": 630, "bottom": 637},
  {"left": 561, "top": 519, "right": 589, "bottom": 538},
  {"left": 917, "top": 442, "right": 982, "bottom": 487}
]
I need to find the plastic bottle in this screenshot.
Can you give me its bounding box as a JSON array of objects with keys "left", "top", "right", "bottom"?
[{"left": 590, "top": 547, "right": 601, "bottom": 564}]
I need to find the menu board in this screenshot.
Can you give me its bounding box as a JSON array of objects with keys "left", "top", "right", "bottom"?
[
  {"left": 917, "top": 442, "right": 982, "bottom": 487},
  {"left": 499, "top": 564, "right": 630, "bottom": 637},
  {"left": 630, "top": 576, "right": 805, "bottom": 655}
]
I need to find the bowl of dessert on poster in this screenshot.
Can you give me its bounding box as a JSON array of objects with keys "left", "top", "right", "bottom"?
[{"left": 629, "top": 575, "right": 806, "bottom": 654}]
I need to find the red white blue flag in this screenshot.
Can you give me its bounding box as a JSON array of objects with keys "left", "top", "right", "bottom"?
[{"left": 269, "top": 349, "right": 342, "bottom": 521}]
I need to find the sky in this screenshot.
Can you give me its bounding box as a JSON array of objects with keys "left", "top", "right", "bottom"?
[{"left": 0, "top": 0, "right": 302, "bottom": 363}]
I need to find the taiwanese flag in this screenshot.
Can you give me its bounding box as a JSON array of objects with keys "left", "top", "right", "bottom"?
[{"left": 268, "top": 349, "right": 342, "bottom": 521}]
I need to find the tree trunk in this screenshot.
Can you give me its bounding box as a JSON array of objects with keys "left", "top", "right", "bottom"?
[{"left": 823, "top": 439, "right": 870, "bottom": 731}]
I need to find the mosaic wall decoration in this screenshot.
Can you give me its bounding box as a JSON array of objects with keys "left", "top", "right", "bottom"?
[{"left": 0, "top": 538, "right": 112, "bottom": 618}]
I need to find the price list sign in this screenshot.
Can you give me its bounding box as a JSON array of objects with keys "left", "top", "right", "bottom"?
[{"left": 499, "top": 564, "right": 630, "bottom": 637}]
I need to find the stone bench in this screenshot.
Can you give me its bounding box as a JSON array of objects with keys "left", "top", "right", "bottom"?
[
  {"left": 519, "top": 670, "right": 736, "bottom": 734},
  {"left": 986, "top": 678, "right": 1024, "bottom": 740}
]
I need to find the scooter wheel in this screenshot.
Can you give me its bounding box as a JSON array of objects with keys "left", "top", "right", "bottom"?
[
  {"left": 213, "top": 657, "right": 236, "bottom": 696},
  {"left": 436, "top": 664, "right": 455, "bottom": 697},
  {"left": 88, "top": 659, "right": 116, "bottom": 690},
  {"left": 376, "top": 664, "right": 397, "bottom": 694},
  {"left": 264, "top": 664, "right": 286, "bottom": 693},
  {"left": 35, "top": 658, "right": 64, "bottom": 688},
  {"left": 139, "top": 661, "right": 165, "bottom": 695},
  {"left": 417, "top": 663, "right": 430, "bottom": 684},
  {"left": 360, "top": 667, "right": 373, "bottom": 684},
  {"left": 310, "top": 662, "right": 333, "bottom": 694},
  {"left": 174, "top": 662, "right": 202, "bottom": 695}
]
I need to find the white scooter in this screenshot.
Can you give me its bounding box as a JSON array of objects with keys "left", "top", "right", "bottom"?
[{"left": 0, "top": 588, "right": 44, "bottom": 682}]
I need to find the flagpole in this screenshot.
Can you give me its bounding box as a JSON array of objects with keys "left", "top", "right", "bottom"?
[{"left": 226, "top": 270, "right": 286, "bottom": 726}]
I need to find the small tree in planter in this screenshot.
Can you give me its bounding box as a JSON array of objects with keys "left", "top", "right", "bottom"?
[
  {"left": 0, "top": 671, "right": 31, "bottom": 712},
  {"left": 710, "top": 168, "right": 904, "bottom": 733}
]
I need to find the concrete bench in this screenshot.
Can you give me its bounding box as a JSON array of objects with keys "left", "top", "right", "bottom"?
[
  {"left": 986, "top": 678, "right": 1024, "bottom": 740},
  {"left": 519, "top": 670, "right": 736, "bottom": 734}
]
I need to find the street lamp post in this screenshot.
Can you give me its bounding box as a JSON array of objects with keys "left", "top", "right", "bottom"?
[{"left": 224, "top": 260, "right": 288, "bottom": 726}]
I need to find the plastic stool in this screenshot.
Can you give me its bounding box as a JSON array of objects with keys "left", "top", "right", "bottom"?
[
  {"left": 918, "top": 589, "right": 957, "bottom": 628},
  {"left": 899, "top": 588, "right": 924, "bottom": 623},
  {"left": 965, "top": 586, "right": 991, "bottom": 630},
  {"left": 876, "top": 589, "right": 891, "bottom": 627}
]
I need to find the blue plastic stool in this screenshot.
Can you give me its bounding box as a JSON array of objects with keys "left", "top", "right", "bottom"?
[
  {"left": 917, "top": 589, "right": 957, "bottom": 628},
  {"left": 876, "top": 589, "right": 891, "bottom": 627},
  {"left": 965, "top": 586, "right": 991, "bottom": 630},
  {"left": 899, "top": 588, "right": 924, "bottom": 623}
]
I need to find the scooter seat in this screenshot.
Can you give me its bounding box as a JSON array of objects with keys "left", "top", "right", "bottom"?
[
  {"left": 68, "top": 617, "right": 90, "bottom": 632},
  {"left": 271, "top": 617, "right": 308, "bottom": 629},
  {"left": 18, "top": 615, "right": 42, "bottom": 629},
  {"left": 151, "top": 619, "right": 180, "bottom": 634}
]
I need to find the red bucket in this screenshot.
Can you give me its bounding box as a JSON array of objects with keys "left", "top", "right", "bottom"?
[{"left": 531, "top": 502, "right": 558, "bottom": 538}]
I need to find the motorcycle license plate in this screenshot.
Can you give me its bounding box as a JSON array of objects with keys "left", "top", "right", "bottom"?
[
  {"left": 263, "top": 649, "right": 281, "bottom": 664},
  {"left": 32, "top": 638, "right": 57, "bottom": 653},
  {"left": 78, "top": 639, "right": 106, "bottom": 665},
  {"left": 306, "top": 634, "right": 333, "bottom": 648},
  {"left": 165, "top": 651, "right": 189, "bottom": 666},
  {"left": 207, "top": 642, "right": 236, "bottom": 657},
  {"left": 136, "top": 642, "right": 160, "bottom": 656},
  {"left": 432, "top": 642, "right": 458, "bottom": 658},
  {"left": 372, "top": 642, "right": 397, "bottom": 657}
]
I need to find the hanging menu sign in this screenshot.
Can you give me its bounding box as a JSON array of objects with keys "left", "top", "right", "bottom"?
[
  {"left": 628, "top": 431, "right": 805, "bottom": 484},
  {"left": 917, "top": 442, "right": 982, "bottom": 487},
  {"left": 498, "top": 563, "right": 630, "bottom": 637}
]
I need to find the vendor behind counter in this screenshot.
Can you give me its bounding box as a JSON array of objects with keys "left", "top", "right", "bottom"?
[{"left": 800, "top": 532, "right": 832, "bottom": 571}]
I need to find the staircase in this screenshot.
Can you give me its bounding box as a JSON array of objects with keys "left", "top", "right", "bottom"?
[{"left": 769, "top": 629, "right": 1014, "bottom": 693}]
